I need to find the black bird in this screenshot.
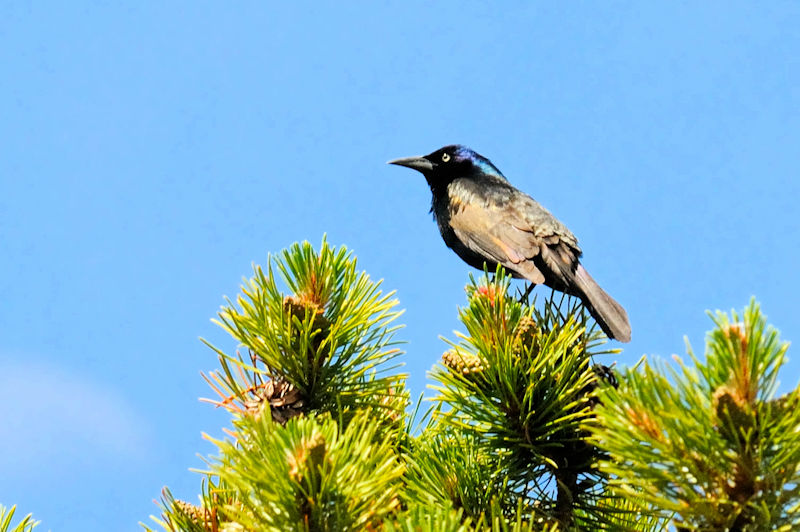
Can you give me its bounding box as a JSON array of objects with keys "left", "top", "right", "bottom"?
[{"left": 388, "top": 145, "right": 631, "bottom": 342}]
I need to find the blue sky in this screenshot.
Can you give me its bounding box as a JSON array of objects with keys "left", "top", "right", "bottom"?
[{"left": 2, "top": 2, "right": 799, "bottom": 530}]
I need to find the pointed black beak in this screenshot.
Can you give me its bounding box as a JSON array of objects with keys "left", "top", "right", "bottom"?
[{"left": 387, "top": 156, "right": 434, "bottom": 173}]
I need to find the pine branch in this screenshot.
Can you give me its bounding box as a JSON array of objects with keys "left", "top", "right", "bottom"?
[
  {"left": 384, "top": 506, "right": 472, "bottom": 532},
  {"left": 428, "top": 267, "right": 616, "bottom": 528},
  {"left": 207, "top": 410, "right": 405, "bottom": 531},
  {"left": 144, "top": 479, "right": 243, "bottom": 532},
  {"left": 592, "top": 300, "right": 800, "bottom": 531},
  {"left": 202, "top": 237, "right": 408, "bottom": 428},
  {"left": 145, "top": 240, "right": 800, "bottom": 531},
  {"left": 404, "top": 424, "right": 515, "bottom": 519}
]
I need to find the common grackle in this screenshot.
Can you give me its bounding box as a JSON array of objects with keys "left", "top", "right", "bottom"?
[{"left": 389, "top": 145, "right": 631, "bottom": 342}]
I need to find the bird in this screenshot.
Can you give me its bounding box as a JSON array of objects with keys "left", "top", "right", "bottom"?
[{"left": 388, "top": 145, "right": 631, "bottom": 342}]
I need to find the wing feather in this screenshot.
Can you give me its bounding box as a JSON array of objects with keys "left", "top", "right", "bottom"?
[
  {"left": 446, "top": 190, "right": 584, "bottom": 287},
  {"left": 449, "top": 201, "right": 547, "bottom": 283}
]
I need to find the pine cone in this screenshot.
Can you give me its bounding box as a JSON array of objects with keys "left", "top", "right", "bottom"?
[
  {"left": 245, "top": 377, "right": 306, "bottom": 425},
  {"left": 579, "top": 364, "right": 619, "bottom": 408}
]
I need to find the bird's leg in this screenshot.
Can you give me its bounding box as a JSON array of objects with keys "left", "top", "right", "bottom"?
[{"left": 518, "top": 283, "right": 535, "bottom": 304}]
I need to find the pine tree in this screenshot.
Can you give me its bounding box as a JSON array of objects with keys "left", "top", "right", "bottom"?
[{"left": 144, "top": 239, "right": 800, "bottom": 531}]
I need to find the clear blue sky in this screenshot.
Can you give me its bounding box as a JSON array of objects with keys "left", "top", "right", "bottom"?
[{"left": 2, "top": 2, "right": 798, "bottom": 530}]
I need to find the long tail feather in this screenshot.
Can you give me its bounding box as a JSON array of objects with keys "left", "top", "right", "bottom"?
[{"left": 573, "top": 265, "right": 631, "bottom": 342}]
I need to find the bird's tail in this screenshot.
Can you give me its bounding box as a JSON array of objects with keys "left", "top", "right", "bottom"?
[{"left": 572, "top": 265, "right": 631, "bottom": 343}]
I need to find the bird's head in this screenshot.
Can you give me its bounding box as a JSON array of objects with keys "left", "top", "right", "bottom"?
[{"left": 388, "top": 145, "right": 505, "bottom": 190}]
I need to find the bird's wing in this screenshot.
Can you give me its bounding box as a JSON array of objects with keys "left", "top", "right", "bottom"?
[
  {"left": 449, "top": 200, "right": 548, "bottom": 284},
  {"left": 509, "top": 194, "right": 583, "bottom": 283},
  {"left": 449, "top": 193, "right": 583, "bottom": 286},
  {"left": 511, "top": 195, "right": 580, "bottom": 252}
]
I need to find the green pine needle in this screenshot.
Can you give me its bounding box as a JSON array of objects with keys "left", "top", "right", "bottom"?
[
  {"left": 428, "top": 267, "right": 615, "bottom": 526},
  {"left": 203, "top": 237, "right": 408, "bottom": 424},
  {"left": 405, "top": 425, "right": 515, "bottom": 518},
  {"left": 143, "top": 238, "right": 800, "bottom": 532},
  {"left": 208, "top": 410, "right": 405, "bottom": 531},
  {"left": 385, "top": 505, "right": 472, "bottom": 532},
  {"left": 592, "top": 299, "right": 800, "bottom": 530},
  {"left": 0, "top": 506, "right": 38, "bottom": 532}
]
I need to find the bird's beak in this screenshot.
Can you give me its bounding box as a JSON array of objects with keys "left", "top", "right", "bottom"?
[{"left": 387, "top": 156, "right": 434, "bottom": 173}]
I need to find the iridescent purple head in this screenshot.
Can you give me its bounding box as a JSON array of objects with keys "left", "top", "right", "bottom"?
[{"left": 388, "top": 145, "right": 506, "bottom": 187}]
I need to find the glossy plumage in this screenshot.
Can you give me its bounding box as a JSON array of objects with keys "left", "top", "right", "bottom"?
[{"left": 389, "top": 145, "right": 631, "bottom": 342}]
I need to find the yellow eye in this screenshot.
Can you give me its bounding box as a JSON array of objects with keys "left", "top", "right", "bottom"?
[{"left": 441, "top": 153, "right": 451, "bottom": 162}]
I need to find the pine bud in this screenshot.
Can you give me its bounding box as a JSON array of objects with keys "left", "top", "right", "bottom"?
[
  {"left": 722, "top": 322, "right": 748, "bottom": 354},
  {"left": 626, "top": 406, "right": 664, "bottom": 442},
  {"left": 713, "top": 385, "right": 756, "bottom": 445},
  {"left": 442, "top": 350, "right": 485, "bottom": 376},
  {"left": 513, "top": 315, "right": 539, "bottom": 355},
  {"left": 378, "top": 387, "right": 405, "bottom": 425},
  {"left": 283, "top": 295, "right": 331, "bottom": 364},
  {"left": 173, "top": 500, "right": 215, "bottom": 530},
  {"left": 472, "top": 284, "right": 500, "bottom": 306},
  {"left": 288, "top": 432, "right": 328, "bottom": 481},
  {"left": 283, "top": 295, "right": 330, "bottom": 333}
]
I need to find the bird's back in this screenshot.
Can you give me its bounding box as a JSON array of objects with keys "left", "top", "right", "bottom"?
[{"left": 442, "top": 176, "right": 580, "bottom": 252}]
